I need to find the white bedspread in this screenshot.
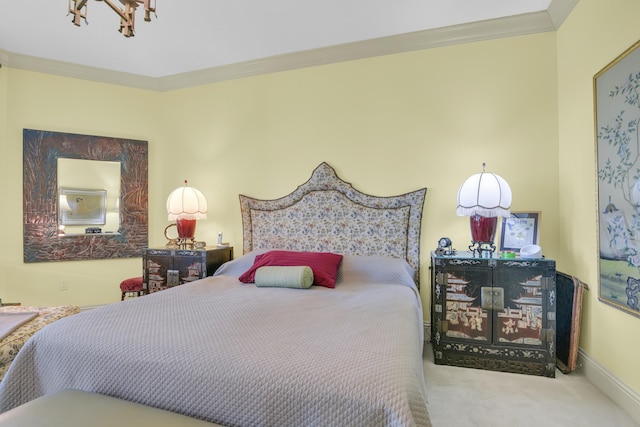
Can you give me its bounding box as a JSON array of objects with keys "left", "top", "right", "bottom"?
[{"left": 0, "top": 254, "right": 430, "bottom": 427}]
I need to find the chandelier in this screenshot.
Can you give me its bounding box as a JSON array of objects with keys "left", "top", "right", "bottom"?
[{"left": 68, "top": 0, "right": 156, "bottom": 38}]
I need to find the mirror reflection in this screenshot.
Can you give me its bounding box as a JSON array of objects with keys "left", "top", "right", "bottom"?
[{"left": 57, "top": 158, "right": 121, "bottom": 235}]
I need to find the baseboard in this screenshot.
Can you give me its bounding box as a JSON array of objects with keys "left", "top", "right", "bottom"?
[{"left": 577, "top": 349, "right": 640, "bottom": 424}]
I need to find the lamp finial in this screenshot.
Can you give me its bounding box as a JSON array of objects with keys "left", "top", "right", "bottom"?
[{"left": 482, "top": 162, "right": 486, "bottom": 172}]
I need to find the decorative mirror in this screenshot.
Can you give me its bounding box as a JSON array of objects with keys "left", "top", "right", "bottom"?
[{"left": 23, "top": 129, "right": 148, "bottom": 262}]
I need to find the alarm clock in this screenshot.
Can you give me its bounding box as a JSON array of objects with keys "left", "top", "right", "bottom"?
[{"left": 436, "top": 237, "right": 453, "bottom": 255}]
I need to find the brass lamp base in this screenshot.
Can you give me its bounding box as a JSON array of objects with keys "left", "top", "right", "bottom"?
[
  {"left": 469, "top": 241, "right": 496, "bottom": 257},
  {"left": 164, "top": 224, "right": 206, "bottom": 250}
]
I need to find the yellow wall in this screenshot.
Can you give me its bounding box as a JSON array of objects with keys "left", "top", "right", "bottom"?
[
  {"left": 0, "top": 64, "right": 7, "bottom": 211},
  {"left": 557, "top": 0, "right": 640, "bottom": 394},
  {"left": 161, "top": 33, "right": 560, "bottom": 288},
  {"left": 1, "top": 69, "right": 161, "bottom": 305},
  {"left": 1, "top": 26, "right": 564, "bottom": 368},
  {"left": 1, "top": 32, "right": 560, "bottom": 312}
]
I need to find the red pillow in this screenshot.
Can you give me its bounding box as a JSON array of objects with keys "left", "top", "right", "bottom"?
[{"left": 239, "top": 250, "right": 343, "bottom": 288}]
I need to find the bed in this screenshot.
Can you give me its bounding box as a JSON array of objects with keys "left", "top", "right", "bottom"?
[{"left": 0, "top": 162, "right": 430, "bottom": 426}]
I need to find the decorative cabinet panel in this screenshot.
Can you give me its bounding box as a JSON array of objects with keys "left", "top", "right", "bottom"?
[
  {"left": 431, "top": 251, "right": 556, "bottom": 377},
  {"left": 143, "top": 247, "right": 233, "bottom": 293}
]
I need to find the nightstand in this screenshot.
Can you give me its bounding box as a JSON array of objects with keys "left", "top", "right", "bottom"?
[
  {"left": 143, "top": 246, "right": 233, "bottom": 294},
  {"left": 431, "top": 251, "right": 556, "bottom": 377}
]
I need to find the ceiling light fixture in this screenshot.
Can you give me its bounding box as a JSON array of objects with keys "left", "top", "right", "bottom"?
[{"left": 68, "top": 0, "right": 156, "bottom": 38}]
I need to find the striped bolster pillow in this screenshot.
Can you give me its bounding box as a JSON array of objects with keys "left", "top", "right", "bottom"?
[{"left": 254, "top": 266, "right": 314, "bottom": 289}]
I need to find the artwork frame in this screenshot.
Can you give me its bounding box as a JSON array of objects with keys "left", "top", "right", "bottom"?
[
  {"left": 594, "top": 39, "right": 640, "bottom": 318},
  {"left": 59, "top": 188, "right": 107, "bottom": 226},
  {"left": 499, "top": 211, "right": 540, "bottom": 251}
]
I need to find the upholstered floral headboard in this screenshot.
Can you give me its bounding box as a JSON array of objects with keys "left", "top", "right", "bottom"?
[{"left": 239, "top": 162, "right": 427, "bottom": 285}]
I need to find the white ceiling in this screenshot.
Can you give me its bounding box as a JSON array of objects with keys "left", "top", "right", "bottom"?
[{"left": 0, "top": 0, "right": 577, "bottom": 91}]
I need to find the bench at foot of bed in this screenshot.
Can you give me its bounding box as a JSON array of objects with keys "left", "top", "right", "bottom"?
[{"left": 0, "top": 389, "right": 222, "bottom": 427}]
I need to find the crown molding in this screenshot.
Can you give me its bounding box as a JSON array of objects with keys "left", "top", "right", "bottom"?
[
  {"left": 547, "top": 0, "right": 579, "bottom": 29},
  {"left": 0, "top": 4, "right": 577, "bottom": 93},
  {"left": 0, "top": 51, "right": 163, "bottom": 91}
]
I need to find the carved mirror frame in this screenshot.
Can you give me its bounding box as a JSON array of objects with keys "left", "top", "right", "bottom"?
[{"left": 23, "top": 129, "right": 148, "bottom": 262}]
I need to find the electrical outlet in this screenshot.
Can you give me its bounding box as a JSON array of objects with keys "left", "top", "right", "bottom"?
[{"left": 59, "top": 281, "right": 69, "bottom": 291}]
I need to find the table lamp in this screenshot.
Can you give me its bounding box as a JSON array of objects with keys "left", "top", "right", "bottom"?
[
  {"left": 166, "top": 180, "right": 207, "bottom": 249},
  {"left": 456, "top": 163, "right": 512, "bottom": 256}
]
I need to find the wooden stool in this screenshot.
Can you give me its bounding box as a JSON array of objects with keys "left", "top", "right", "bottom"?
[{"left": 119, "top": 277, "right": 144, "bottom": 301}]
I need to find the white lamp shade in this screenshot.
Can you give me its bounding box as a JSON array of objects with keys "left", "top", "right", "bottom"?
[
  {"left": 456, "top": 171, "right": 512, "bottom": 218},
  {"left": 167, "top": 185, "right": 208, "bottom": 220}
]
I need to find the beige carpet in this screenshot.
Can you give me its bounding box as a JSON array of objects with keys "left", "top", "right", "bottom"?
[{"left": 423, "top": 343, "right": 639, "bottom": 427}]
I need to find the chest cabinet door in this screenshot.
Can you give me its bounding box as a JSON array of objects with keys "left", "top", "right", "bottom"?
[
  {"left": 492, "top": 264, "right": 553, "bottom": 348},
  {"left": 441, "top": 265, "right": 492, "bottom": 342},
  {"left": 173, "top": 250, "right": 207, "bottom": 284},
  {"left": 145, "top": 251, "right": 173, "bottom": 293}
]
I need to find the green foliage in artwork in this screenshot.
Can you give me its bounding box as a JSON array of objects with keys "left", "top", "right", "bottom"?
[{"left": 599, "top": 71, "right": 640, "bottom": 206}]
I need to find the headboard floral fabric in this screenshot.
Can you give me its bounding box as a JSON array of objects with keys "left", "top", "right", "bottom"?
[{"left": 239, "top": 162, "right": 427, "bottom": 284}]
